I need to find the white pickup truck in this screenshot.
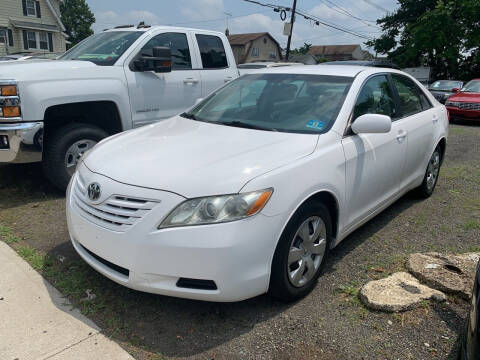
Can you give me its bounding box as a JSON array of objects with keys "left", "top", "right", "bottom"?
[{"left": 0, "top": 25, "right": 239, "bottom": 190}]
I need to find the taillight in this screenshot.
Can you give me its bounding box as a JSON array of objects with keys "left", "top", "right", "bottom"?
[{"left": 446, "top": 109, "right": 450, "bottom": 122}]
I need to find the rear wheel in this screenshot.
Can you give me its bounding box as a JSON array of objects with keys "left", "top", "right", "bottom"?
[
  {"left": 43, "top": 123, "right": 108, "bottom": 191},
  {"left": 269, "top": 202, "right": 331, "bottom": 302},
  {"left": 415, "top": 145, "right": 442, "bottom": 198}
]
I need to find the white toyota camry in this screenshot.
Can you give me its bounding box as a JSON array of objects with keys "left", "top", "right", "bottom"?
[{"left": 66, "top": 66, "right": 448, "bottom": 302}]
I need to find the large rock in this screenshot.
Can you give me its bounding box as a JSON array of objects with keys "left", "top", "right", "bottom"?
[
  {"left": 359, "top": 272, "right": 446, "bottom": 312},
  {"left": 407, "top": 252, "right": 480, "bottom": 299}
]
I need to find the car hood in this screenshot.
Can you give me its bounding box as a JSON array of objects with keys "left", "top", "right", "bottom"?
[
  {"left": 448, "top": 92, "right": 480, "bottom": 103},
  {"left": 0, "top": 60, "right": 97, "bottom": 81},
  {"left": 84, "top": 116, "right": 319, "bottom": 198}
]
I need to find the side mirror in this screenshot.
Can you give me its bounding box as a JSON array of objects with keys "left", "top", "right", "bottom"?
[
  {"left": 351, "top": 114, "right": 392, "bottom": 134},
  {"left": 133, "top": 46, "right": 172, "bottom": 73},
  {"left": 452, "top": 88, "right": 460, "bottom": 93}
]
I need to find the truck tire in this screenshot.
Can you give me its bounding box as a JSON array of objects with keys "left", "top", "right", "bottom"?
[{"left": 43, "top": 123, "right": 108, "bottom": 191}]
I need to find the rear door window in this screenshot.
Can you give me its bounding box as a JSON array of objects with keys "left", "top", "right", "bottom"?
[{"left": 195, "top": 34, "right": 228, "bottom": 69}]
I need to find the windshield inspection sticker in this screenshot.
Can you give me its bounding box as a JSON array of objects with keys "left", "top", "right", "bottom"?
[{"left": 306, "top": 120, "right": 325, "bottom": 130}]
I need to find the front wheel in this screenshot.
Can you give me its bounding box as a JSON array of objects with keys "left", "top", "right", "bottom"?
[
  {"left": 415, "top": 145, "right": 442, "bottom": 198},
  {"left": 269, "top": 202, "right": 332, "bottom": 302},
  {"left": 43, "top": 123, "right": 108, "bottom": 191}
]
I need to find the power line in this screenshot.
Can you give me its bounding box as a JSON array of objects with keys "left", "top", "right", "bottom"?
[
  {"left": 242, "top": 0, "right": 373, "bottom": 40},
  {"left": 360, "top": 0, "right": 390, "bottom": 13},
  {"left": 320, "top": 0, "right": 379, "bottom": 26}
]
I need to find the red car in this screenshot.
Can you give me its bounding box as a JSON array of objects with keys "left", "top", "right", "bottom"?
[{"left": 446, "top": 79, "right": 480, "bottom": 122}]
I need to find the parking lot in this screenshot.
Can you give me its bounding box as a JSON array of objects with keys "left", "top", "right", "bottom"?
[{"left": 0, "top": 123, "right": 478, "bottom": 360}]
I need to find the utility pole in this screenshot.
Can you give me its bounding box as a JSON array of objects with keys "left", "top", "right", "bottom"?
[{"left": 285, "top": 0, "right": 297, "bottom": 61}]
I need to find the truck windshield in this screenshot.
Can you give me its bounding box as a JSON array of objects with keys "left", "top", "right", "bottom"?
[
  {"left": 60, "top": 31, "right": 144, "bottom": 66},
  {"left": 183, "top": 73, "right": 353, "bottom": 134}
]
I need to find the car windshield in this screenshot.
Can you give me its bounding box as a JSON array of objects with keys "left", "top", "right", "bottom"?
[
  {"left": 430, "top": 80, "right": 462, "bottom": 91},
  {"left": 461, "top": 80, "right": 480, "bottom": 93},
  {"left": 183, "top": 73, "right": 353, "bottom": 134},
  {"left": 60, "top": 31, "right": 143, "bottom": 66}
]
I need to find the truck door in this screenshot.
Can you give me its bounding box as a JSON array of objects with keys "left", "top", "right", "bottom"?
[
  {"left": 192, "top": 32, "right": 238, "bottom": 97},
  {"left": 125, "top": 31, "right": 202, "bottom": 127}
]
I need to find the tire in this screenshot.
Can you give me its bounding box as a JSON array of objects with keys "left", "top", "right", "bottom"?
[
  {"left": 43, "top": 123, "right": 108, "bottom": 191},
  {"left": 415, "top": 145, "right": 442, "bottom": 198},
  {"left": 269, "top": 202, "right": 332, "bottom": 302}
]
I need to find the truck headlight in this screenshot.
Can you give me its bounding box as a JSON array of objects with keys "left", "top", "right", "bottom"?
[{"left": 159, "top": 188, "right": 273, "bottom": 229}]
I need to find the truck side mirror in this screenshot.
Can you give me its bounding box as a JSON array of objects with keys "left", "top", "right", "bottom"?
[{"left": 133, "top": 46, "right": 172, "bottom": 73}]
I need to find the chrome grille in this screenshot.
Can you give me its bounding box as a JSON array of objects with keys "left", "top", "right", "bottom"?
[
  {"left": 72, "top": 173, "right": 159, "bottom": 231},
  {"left": 446, "top": 101, "right": 480, "bottom": 110}
]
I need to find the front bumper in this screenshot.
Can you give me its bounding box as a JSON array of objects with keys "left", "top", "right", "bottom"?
[
  {"left": 0, "top": 122, "right": 43, "bottom": 163},
  {"left": 67, "top": 164, "right": 284, "bottom": 302},
  {"left": 446, "top": 107, "right": 480, "bottom": 122}
]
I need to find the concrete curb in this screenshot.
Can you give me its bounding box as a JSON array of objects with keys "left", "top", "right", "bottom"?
[{"left": 0, "top": 241, "right": 134, "bottom": 360}]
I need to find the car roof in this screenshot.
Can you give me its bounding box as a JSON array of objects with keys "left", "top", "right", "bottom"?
[
  {"left": 247, "top": 64, "right": 379, "bottom": 77},
  {"left": 104, "top": 25, "right": 224, "bottom": 34}
]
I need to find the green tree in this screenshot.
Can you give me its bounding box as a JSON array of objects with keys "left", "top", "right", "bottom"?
[
  {"left": 60, "top": 0, "right": 95, "bottom": 48},
  {"left": 366, "top": 0, "right": 480, "bottom": 80},
  {"left": 290, "top": 43, "right": 312, "bottom": 55}
]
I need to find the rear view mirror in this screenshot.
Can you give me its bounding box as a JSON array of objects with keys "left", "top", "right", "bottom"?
[
  {"left": 351, "top": 114, "right": 392, "bottom": 134},
  {"left": 133, "top": 46, "right": 172, "bottom": 73}
]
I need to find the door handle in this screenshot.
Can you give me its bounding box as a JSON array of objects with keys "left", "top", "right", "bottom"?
[
  {"left": 396, "top": 130, "right": 407, "bottom": 143},
  {"left": 224, "top": 76, "right": 234, "bottom": 83},
  {"left": 432, "top": 115, "right": 439, "bottom": 123},
  {"left": 183, "top": 78, "right": 199, "bottom": 84}
]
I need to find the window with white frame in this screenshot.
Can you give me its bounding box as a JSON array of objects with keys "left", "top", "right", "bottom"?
[
  {"left": 251, "top": 47, "right": 259, "bottom": 57},
  {"left": 26, "top": 0, "right": 36, "bottom": 16},
  {"left": 27, "top": 31, "right": 37, "bottom": 49},
  {"left": 26, "top": 31, "right": 50, "bottom": 50}
]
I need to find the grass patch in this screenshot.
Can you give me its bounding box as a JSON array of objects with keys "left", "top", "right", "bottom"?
[
  {"left": 464, "top": 219, "right": 480, "bottom": 231},
  {"left": 0, "top": 224, "right": 21, "bottom": 244},
  {"left": 17, "top": 245, "right": 48, "bottom": 270}
]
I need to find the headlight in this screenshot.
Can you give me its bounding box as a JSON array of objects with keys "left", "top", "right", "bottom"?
[{"left": 159, "top": 188, "right": 273, "bottom": 229}]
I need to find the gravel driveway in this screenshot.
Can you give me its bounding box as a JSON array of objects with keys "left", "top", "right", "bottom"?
[{"left": 0, "top": 123, "right": 479, "bottom": 360}]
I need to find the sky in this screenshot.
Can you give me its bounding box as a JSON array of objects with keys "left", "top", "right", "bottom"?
[{"left": 86, "top": 0, "right": 399, "bottom": 51}]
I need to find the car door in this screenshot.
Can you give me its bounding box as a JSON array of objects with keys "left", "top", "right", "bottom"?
[
  {"left": 390, "top": 74, "right": 436, "bottom": 189},
  {"left": 192, "top": 32, "right": 238, "bottom": 97},
  {"left": 124, "top": 31, "right": 202, "bottom": 127},
  {"left": 341, "top": 74, "right": 408, "bottom": 229}
]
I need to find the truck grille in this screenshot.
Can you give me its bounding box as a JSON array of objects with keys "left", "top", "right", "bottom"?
[
  {"left": 72, "top": 173, "right": 159, "bottom": 232},
  {"left": 446, "top": 101, "right": 480, "bottom": 110}
]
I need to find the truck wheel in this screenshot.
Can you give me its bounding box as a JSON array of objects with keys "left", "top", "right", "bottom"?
[{"left": 43, "top": 123, "right": 108, "bottom": 191}]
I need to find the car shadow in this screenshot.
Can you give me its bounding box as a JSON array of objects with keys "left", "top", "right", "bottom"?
[
  {"left": 0, "top": 163, "right": 63, "bottom": 210},
  {"left": 323, "top": 192, "right": 418, "bottom": 275}
]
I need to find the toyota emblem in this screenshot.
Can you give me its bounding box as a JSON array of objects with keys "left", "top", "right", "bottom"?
[{"left": 87, "top": 182, "right": 101, "bottom": 201}]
